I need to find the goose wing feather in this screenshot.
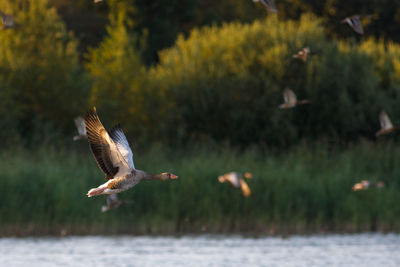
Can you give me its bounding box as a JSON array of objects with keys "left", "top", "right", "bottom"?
[
  {"left": 224, "top": 172, "right": 241, "bottom": 188},
  {"left": 260, "top": 0, "right": 277, "bottom": 12},
  {"left": 74, "top": 116, "right": 86, "bottom": 136},
  {"left": 239, "top": 178, "right": 251, "bottom": 197},
  {"left": 380, "top": 110, "right": 393, "bottom": 130},
  {"left": 85, "top": 108, "right": 132, "bottom": 180},
  {"left": 108, "top": 124, "right": 135, "bottom": 170},
  {"left": 283, "top": 88, "right": 297, "bottom": 104}
]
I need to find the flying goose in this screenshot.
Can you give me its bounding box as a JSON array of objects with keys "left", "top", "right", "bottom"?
[
  {"left": 101, "top": 194, "right": 124, "bottom": 212},
  {"left": 279, "top": 88, "right": 311, "bottom": 109},
  {"left": 0, "top": 10, "right": 15, "bottom": 30},
  {"left": 352, "top": 180, "right": 385, "bottom": 191},
  {"left": 84, "top": 107, "right": 178, "bottom": 197},
  {"left": 73, "top": 116, "right": 87, "bottom": 141},
  {"left": 341, "top": 15, "right": 365, "bottom": 35},
  {"left": 376, "top": 110, "right": 399, "bottom": 137},
  {"left": 293, "top": 47, "right": 317, "bottom": 62},
  {"left": 94, "top": 0, "right": 104, "bottom": 3},
  {"left": 218, "top": 172, "right": 253, "bottom": 197},
  {"left": 252, "top": 0, "right": 278, "bottom": 13}
]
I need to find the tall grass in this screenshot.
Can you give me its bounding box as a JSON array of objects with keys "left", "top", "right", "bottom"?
[{"left": 1, "top": 141, "right": 400, "bottom": 236}]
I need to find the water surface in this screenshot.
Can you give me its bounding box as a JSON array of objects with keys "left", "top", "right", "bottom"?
[{"left": 1, "top": 233, "right": 399, "bottom": 266}]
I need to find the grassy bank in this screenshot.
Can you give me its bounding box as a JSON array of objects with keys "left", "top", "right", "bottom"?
[{"left": 1, "top": 141, "right": 400, "bottom": 236}]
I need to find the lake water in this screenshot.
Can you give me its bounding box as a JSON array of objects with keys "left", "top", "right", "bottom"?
[{"left": 1, "top": 233, "right": 399, "bottom": 267}]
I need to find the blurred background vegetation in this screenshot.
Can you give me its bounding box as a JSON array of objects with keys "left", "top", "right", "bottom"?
[{"left": 1, "top": 0, "right": 400, "bottom": 235}]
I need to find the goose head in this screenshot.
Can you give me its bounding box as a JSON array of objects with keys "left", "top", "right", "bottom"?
[
  {"left": 218, "top": 175, "right": 226, "bottom": 183},
  {"left": 376, "top": 181, "right": 385, "bottom": 188},
  {"left": 160, "top": 172, "right": 178, "bottom": 180},
  {"left": 244, "top": 172, "right": 253, "bottom": 179}
]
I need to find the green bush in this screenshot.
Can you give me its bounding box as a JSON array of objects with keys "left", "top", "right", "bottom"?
[{"left": 149, "top": 14, "right": 400, "bottom": 146}]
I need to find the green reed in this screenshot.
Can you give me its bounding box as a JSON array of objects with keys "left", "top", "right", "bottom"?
[{"left": 1, "top": 140, "right": 400, "bottom": 236}]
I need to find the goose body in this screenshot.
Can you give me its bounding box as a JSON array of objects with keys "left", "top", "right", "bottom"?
[
  {"left": 376, "top": 110, "right": 399, "bottom": 137},
  {"left": 293, "top": 47, "right": 317, "bottom": 62},
  {"left": 218, "top": 172, "right": 252, "bottom": 197},
  {"left": 252, "top": 0, "right": 277, "bottom": 13},
  {"left": 279, "top": 88, "right": 310, "bottom": 109},
  {"left": 73, "top": 116, "right": 87, "bottom": 141},
  {"left": 352, "top": 180, "right": 385, "bottom": 191},
  {"left": 101, "top": 194, "right": 124, "bottom": 212},
  {"left": 84, "top": 108, "right": 178, "bottom": 197},
  {"left": 341, "top": 15, "right": 364, "bottom": 35}
]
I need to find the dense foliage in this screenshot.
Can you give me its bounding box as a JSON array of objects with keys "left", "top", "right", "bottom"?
[
  {"left": 2, "top": 1, "right": 400, "bottom": 147},
  {"left": 150, "top": 15, "right": 400, "bottom": 146},
  {"left": 50, "top": 0, "right": 400, "bottom": 63},
  {"left": 0, "top": 0, "right": 88, "bottom": 144}
]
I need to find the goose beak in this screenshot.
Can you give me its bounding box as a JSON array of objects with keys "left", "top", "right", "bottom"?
[
  {"left": 218, "top": 176, "right": 224, "bottom": 183},
  {"left": 170, "top": 174, "right": 178, "bottom": 180}
]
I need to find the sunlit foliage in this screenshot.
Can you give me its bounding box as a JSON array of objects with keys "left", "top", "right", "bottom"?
[
  {"left": 0, "top": 0, "right": 88, "bottom": 143},
  {"left": 85, "top": 1, "right": 163, "bottom": 142},
  {"left": 150, "top": 14, "right": 400, "bottom": 146}
]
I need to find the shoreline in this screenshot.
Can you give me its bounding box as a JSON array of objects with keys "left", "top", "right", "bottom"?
[{"left": 1, "top": 222, "right": 399, "bottom": 238}]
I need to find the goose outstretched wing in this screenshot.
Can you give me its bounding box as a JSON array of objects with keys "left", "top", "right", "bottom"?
[
  {"left": 84, "top": 108, "right": 133, "bottom": 180},
  {"left": 283, "top": 88, "right": 297, "bottom": 104},
  {"left": 253, "top": 0, "right": 277, "bottom": 13},
  {"left": 342, "top": 15, "right": 364, "bottom": 35},
  {"left": 108, "top": 124, "right": 135, "bottom": 170},
  {"left": 74, "top": 116, "right": 86, "bottom": 136},
  {"left": 379, "top": 110, "right": 393, "bottom": 130},
  {"left": 239, "top": 179, "right": 251, "bottom": 197},
  {"left": 224, "top": 172, "right": 241, "bottom": 188}
]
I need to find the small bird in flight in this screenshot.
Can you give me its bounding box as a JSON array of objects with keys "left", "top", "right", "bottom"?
[
  {"left": 84, "top": 107, "right": 178, "bottom": 197},
  {"left": 218, "top": 172, "right": 253, "bottom": 197},
  {"left": 293, "top": 47, "right": 318, "bottom": 62},
  {"left": 279, "top": 88, "right": 311, "bottom": 109},
  {"left": 73, "top": 116, "right": 87, "bottom": 141},
  {"left": 101, "top": 194, "right": 124, "bottom": 212},
  {"left": 342, "top": 15, "right": 368, "bottom": 35},
  {"left": 376, "top": 110, "right": 399, "bottom": 137},
  {"left": 352, "top": 180, "right": 385, "bottom": 191}
]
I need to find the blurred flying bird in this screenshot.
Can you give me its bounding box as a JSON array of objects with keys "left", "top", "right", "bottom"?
[
  {"left": 252, "top": 0, "right": 278, "bottom": 13},
  {"left": 101, "top": 194, "right": 124, "bottom": 212},
  {"left": 293, "top": 47, "right": 317, "bottom": 62},
  {"left": 94, "top": 0, "right": 104, "bottom": 3},
  {"left": 341, "top": 15, "right": 365, "bottom": 35},
  {"left": 376, "top": 110, "right": 399, "bottom": 137},
  {"left": 84, "top": 107, "right": 178, "bottom": 197},
  {"left": 0, "top": 10, "right": 15, "bottom": 30},
  {"left": 279, "top": 88, "right": 311, "bottom": 109},
  {"left": 73, "top": 116, "right": 87, "bottom": 141},
  {"left": 218, "top": 172, "right": 253, "bottom": 197},
  {"left": 352, "top": 180, "right": 385, "bottom": 191}
]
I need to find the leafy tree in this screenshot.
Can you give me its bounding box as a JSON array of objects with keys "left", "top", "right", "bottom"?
[
  {"left": 85, "top": 0, "right": 163, "bottom": 142},
  {"left": 0, "top": 0, "right": 88, "bottom": 143}
]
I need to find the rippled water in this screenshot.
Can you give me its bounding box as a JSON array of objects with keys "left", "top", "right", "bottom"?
[{"left": 1, "top": 233, "right": 400, "bottom": 267}]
